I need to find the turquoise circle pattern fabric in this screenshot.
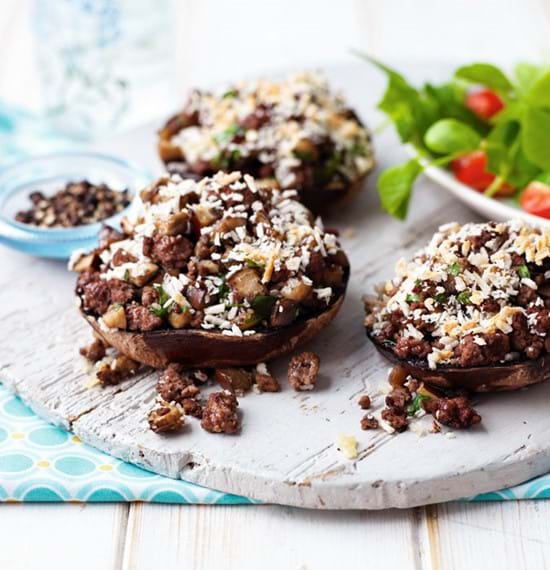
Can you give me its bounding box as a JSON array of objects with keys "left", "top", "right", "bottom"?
[
  {"left": 0, "top": 383, "right": 254, "bottom": 504},
  {"left": 0, "top": 382, "right": 543, "bottom": 503}
]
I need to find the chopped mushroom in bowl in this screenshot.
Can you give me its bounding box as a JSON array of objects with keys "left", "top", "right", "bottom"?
[
  {"left": 72, "top": 171, "right": 349, "bottom": 368},
  {"left": 365, "top": 220, "right": 550, "bottom": 392}
]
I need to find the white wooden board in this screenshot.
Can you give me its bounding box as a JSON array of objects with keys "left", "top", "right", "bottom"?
[{"left": 2, "top": 65, "right": 550, "bottom": 510}]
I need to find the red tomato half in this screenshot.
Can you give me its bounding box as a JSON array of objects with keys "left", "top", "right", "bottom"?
[
  {"left": 465, "top": 89, "right": 505, "bottom": 119},
  {"left": 520, "top": 181, "right": 550, "bottom": 219},
  {"left": 451, "top": 150, "right": 514, "bottom": 196}
]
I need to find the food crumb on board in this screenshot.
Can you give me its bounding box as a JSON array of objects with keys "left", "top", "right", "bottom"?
[{"left": 337, "top": 434, "right": 358, "bottom": 459}]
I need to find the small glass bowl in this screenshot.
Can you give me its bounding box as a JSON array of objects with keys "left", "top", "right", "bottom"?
[{"left": 0, "top": 152, "right": 152, "bottom": 258}]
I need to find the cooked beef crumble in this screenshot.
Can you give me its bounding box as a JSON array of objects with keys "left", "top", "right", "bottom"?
[
  {"left": 158, "top": 73, "right": 374, "bottom": 211},
  {"left": 73, "top": 172, "right": 348, "bottom": 336},
  {"left": 253, "top": 363, "right": 281, "bottom": 392},
  {"left": 201, "top": 391, "right": 240, "bottom": 434},
  {"left": 365, "top": 221, "right": 550, "bottom": 369},
  {"left": 366, "top": 366, "right": 482, "bottom": 434},
  {"left": 288, "top": 351, "right": 320, "bottom": 391},
  {"left": 15, "top": 180, "right": 130, "bottom": 228},
  {"left": 79, "top": 338, "right": 106, "bottom": 363}
]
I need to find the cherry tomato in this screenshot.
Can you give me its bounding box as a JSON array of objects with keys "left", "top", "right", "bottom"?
[
  {"left": 520, "top": 181, "right": 550, "bottom": 219},
  {"left": 465, "top": 89, "right": 505, "bottom": 119},
  {"left": 451, "top": 150, "right": 514, "bottom": 196}
]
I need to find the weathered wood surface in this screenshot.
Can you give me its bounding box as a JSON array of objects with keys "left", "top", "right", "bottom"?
[{"left": 2, "top": 65, "right": 550, "bottom": 509}]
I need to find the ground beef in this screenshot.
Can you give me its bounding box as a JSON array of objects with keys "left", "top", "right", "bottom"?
[
  {"left": 385, "top": 387, "right": 411, "bottom": 411},
  {"left": 126, "top": 303, "right": 163, "bottom": 331},
  {"left": 201, "top": 392, "right": 240, "bottom": 434},
  {"left": 358, "top": 394, "right": 371, "bottom": 409},
  {"left": 143, "top": 234, "right": 193, "bottom": 270},
  {"left": 112, "top": 249, "right": 137, "bottom": 266},
  {"left": 467, "top": 229, "right": 494, "bottom": 251},
  {"left": 360, "top": 414, "right": 379, "bottom": 430},
  {"left": 455, "top": 332, "right": 510, "bottom": 367},
  {"left": 288, "top": 352, "right": 320, "bottom": 391},
  {"left": 215, "top": 368, "right": 254, "bottom": 395},
  {"left": 156, "top": 364, "right": 200, "bottom": 403},
  {"left": 96, "top": 354, "right": 139, "bottom": 386},
  {"left": 181, "top": 398, "right": 203, "bottom": 419},
  {"left": 394, "top": 337, "right": 431, "bottom": 360},
  {"left": 481, "top": 298, "right": 500, "bottom": 313},
  {"left": 141, "top": 286, "right": 159, "bottom": 307},
  {"left": 381, "top": 408, "right": 408, "bottom": 432},
  {"left": 98, "top": 226, "right": 124, "bottom": 249},
  {"left": 79, "top": 339, "right": 106, "bottom": 362},
  {"left": 254, "top": 366, "right": 281, "bottom": 392},
  {"left": 516, "top": 285, "right": 538, "bottom": 307},
  {"left": 425, "top": 396, "right": 481, "bottom": 429}
]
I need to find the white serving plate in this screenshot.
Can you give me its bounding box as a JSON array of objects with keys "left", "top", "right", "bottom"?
[{"left": 421, "top": 154, "right": 550, "bottom": 228}]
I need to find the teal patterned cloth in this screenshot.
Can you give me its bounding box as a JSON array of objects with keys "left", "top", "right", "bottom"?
[
  {"left": 0, "top": 382, "right": 546, "bottom": 503},
  {"left": 0, "top": 384, "right": 253, "bottom": 504}
]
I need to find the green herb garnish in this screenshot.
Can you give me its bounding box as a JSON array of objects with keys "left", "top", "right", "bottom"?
[
  {"left": 293, "top": 149, "right": 315, "bottom": 162},
  {"left": 350, "top": 141, "right": 368, "bottom": 156},
  {"left": 149, "top": 284, "right": 174, "bottom": 318},
  {"left": 322, "top": 151, "right": 343, "bottom": 182},
  {"left": 355, "top": 52, "right": 550, "bottom": 219},
  {"left": 222, "top": 89, "right": 238, "bottom": 99},
  {"left": 251, "top": 295, "right": 276, "bottom": 320},
  {"left": 407, "top": 393, "right": 431, "bottom": 416},
  {"left": 434, "top": 292, "right": 447, "bottom": 303},
  {"left": 456, "top": 290, "right": 471, "bottom": 305},
  {"left": 405, "top": 293, "right": 420, "bottom": 303},
  {"left": 123, "top": 269, "right": 130, "bottom": 282},
  {"left": 213, "top": 123, "right": 244, "bottom": 146},
  {"left": 218, "top": 276, "right": 230, "bottom": 300},
  {"left": 517, "top": 264, "right": 530, "bottom": 279},
  {"left": 245, "top": 258, "right": 265, "bottom": 269},
  {"left": 448, "top": 262, "right": 461, "bottom": 276}
]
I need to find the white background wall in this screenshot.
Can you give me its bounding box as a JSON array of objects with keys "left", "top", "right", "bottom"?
[{"left": 2, "top": 0, "right": 550, "bottom": 114}]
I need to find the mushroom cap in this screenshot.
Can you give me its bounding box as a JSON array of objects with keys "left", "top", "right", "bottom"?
[
  {"left": 366, "top": 329, "right": 550, "bottom": 392},
  {"left": 84, "top": 293, "right": 345, "bottom": 369}
]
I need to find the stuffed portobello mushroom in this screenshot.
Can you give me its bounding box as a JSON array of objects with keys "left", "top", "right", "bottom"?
[
  {"left": 73, "top": 171, "right": 349, "bottom": 368},
  {"left": 365, "top": 221, "right": 550, "bottom": 392},
  {"left": 158, "top": 72, "right": 374, "bottom": 213}
]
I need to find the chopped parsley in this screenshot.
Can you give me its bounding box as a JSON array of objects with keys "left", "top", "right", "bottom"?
[
  {"left": 456, "top": 290, "right": 471, "bottom": 305},
  {"left": 123, "top": 269, "right": 130, "bottom": 282},
  {"left": 448, "top": 262, "right": 461, "bottom": 276},
  {"left": 434, "top": 292, "right": 447, "bottom": 304},
  {"left": 245, "top": 258, "right": 265, "bottom": 269},
  {"left": 350, "top": 141, "right": 368, "bottom": 156},
  {"left": 213, "top": 123, "right": 244, "bottom": 146},
  {"left": 293, "top": 148, "right": 315, "bottom": 162},
  {"left": 222, "top": 89, "right": 238, "bottom": 99},
  {"left": 149, "top": 284, "right": 174, "bottom": 318},
  {"left": 218, "top": 276, "right": 230, "bottom": 300},
  {"left": 322, "top": 151, "right": 342, "bottom": 181},
  {"left": 405, "top": 293, "right": 420, "bottom": 303},
  {"left": 251, "top": 295, "right": 276, "bottom": 320},
  {"left": 517, "top": 264, "right": 530, "bottom": 279},
  {"left": 406, "top": 393, "right": 431, "bottom": 416}
]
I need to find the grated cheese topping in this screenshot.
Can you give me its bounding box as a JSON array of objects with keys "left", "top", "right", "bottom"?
[
  {"left": 367, "top": 221, "right": 550, "bottom": 368},
  {"left": 81, "top": 172, "right": 347, "bottom": 335},
  {"left": 161, "top": 72, "right": 374, "bottom": 190}
]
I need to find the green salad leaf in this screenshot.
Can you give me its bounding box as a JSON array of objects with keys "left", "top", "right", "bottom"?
[
  {"left": 355, "top": 52, "right": 550, "bottom": 220},
  {"left": 424, "top": 119, "right": 481, "bottom": 155},
  {"left": 377, "top": 159, "right": 422, "bottom": 219},
  {"left": 455, "top": 63, "right": 514, "bottom": 93}
]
